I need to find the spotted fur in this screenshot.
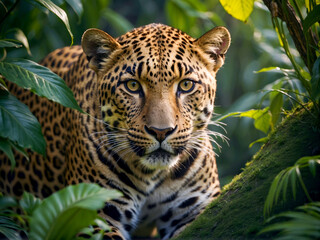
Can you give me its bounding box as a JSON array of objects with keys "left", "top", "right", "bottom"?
[{"left": 0, "top": 24, "right": 230, "bottom": 239}]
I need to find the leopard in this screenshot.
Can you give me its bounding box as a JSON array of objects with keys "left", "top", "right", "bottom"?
[{"left": 0, "top": 23, "right": 230, "bottom": 239}]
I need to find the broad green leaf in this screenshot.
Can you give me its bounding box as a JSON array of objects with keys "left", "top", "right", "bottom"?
[
  {"left": 0, "top": 137, "right": 15, "bottom": 169},
  {"left": 20, "top": 192, "right": 42, "bottom": 216},
  {"left": 302, "top": 4, "right": 320, "bottom": 33},
  {"left": 240, "top": 108, "right": 271, "bottom": 134},
  {"left": 310, "top": 56, "right": 320, "bottom": 101},
  {"left": 66, "top": 0, "right": 83, "bottom": 19},
  {"left": 0, "top": 59, "right": 83, "bottom": 112},
  {"left": 0, "top": 40, "right": 22, "bottom": 49},
  {"left": 33, "top": 0, "right": 74, "bottom": 44},
  {"left": 219, "top": 0, "right": 254, "bottom": 22},
  {"left": 0, "top": 90, "right": 46, "bottom": 156},
  {"left": 29, "top": 183, "right": 122, "bottom": 240}
]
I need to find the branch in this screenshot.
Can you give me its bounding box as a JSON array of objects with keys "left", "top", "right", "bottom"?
[{"left": 263, "top": 0, "right": 317, "bottom": 72}]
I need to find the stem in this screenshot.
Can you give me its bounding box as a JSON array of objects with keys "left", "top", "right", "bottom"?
[
  {"left": 0, "top": 0, "right": 20, "bottom": 27},
  {"left": 291, "top": 0, "right": 303, "bottom": 21},
  {"left": 273, "top": 17, "right": 310, "bottom": 93},
  {"left": 263, "top": 0, "right": 317, "bottom": 72}
]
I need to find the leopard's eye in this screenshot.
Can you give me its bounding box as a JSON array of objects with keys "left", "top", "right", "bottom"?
[
  {"left": 125, "top": 80, "right": 141, "bottom": 93},
  {"left": 178, "top": 79, "right": 195, "bottom": 93}
]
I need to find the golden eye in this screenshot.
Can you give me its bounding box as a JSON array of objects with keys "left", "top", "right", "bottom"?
[
  {"left": 125, "top": 80, "right": 141, "bottom": 93},
  {"left": 178, "top": 79, "right": 195, "bottom": 93}
]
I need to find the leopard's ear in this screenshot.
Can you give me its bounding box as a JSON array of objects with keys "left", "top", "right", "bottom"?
[
  {"left": 82, "top": 28, "right": 120, "bottom": 72},
  {"left": 195, "top": 26, "right": 231, "bottom": 72}
]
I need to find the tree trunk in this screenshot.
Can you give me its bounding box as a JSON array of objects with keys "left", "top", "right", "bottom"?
[{"left": 175, "top": 105, "right": 320, "bottom": 239}]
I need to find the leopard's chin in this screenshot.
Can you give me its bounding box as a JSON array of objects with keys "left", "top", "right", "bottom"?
[{"left": 140, "top": 149, "right": 180, "bottom": 169}]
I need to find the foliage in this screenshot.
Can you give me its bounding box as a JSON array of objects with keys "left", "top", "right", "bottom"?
[
  {"left": 33, "top": 0, "right": 74, "bottom": 44},
  {"left": 0, "top": 90, "right": 43, "bottom": 167},
  {"left": 264, "top": 155, "right": 320, "bottom": 217},
  {"left": 217, "top": 0, "right": 320, "bottom": 148},
  {"left": 218, "top": 1, "right": 320, "bottom": 239},
  {"left": 260, "top": 202, "right": 320, "bottom": 239},
  {"left": 0, "top": 0, "right": 82, "bottom": 167},
  {"left": 0, "top": 195, "right": 24, "bottom": 240},
  {"left": 0, "top": 184, "right": 122, "bottom": 240},
  {"left": 1, "top": 0, "right": 319, "bottom": 238},
  {"left": 174, "top": 106, "right": 320, "bottom": 239}
]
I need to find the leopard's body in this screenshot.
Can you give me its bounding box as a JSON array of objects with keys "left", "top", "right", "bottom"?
[{"left": 0, "top": 24, "right": 230, "bottom": 239}]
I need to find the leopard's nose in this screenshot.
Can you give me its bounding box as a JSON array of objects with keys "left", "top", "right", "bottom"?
[{"left": 145, "top": 125, "right": 177, "bottom": 143}]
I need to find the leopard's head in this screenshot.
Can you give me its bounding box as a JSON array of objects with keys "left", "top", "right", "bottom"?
[{"left": 82, "top": 24, "right": 230, "bottom": 171}]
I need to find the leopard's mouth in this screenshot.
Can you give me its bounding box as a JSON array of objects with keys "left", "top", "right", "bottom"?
[
  {"left": 140, "top": 148, "right": 180, "bottom": 169},
  {"left": 148, "top": 148, "right": 174, "bottom": 158}
]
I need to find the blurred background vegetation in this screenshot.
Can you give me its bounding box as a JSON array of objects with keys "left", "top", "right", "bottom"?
[{"left": 1, "top": 0, "right": 297, "bottom": 186}]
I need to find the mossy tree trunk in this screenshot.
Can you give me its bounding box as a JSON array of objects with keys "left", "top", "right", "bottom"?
[{"left": 175, "top": 107, "right": 320, "bottom": 239}]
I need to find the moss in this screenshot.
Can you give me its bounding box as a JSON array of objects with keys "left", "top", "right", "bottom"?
[{"left": 175, "top": 106, "right": 320, "bottom": 240}]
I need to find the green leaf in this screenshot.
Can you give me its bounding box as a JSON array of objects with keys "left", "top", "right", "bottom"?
[
  {"left": 0, "top": 90, "right": 46, "bottom": 156},
  {"left": 29, "top": 183, "right": 122, "bottom": 240},
  {"left": 240, "top": 108, "right": 271, "bottom": 134},
  {"left": 33, "top": 0, "right": 74, "bottom": 44},
  {"left": 303, "top": 4, "right": 320, "bottom": 34},
  {"left": 260, "top": 202, "right": 320, "bottom": 238},
  {"left": 0, "top": 40, "right": 22, "bottom": 49},
  {"left": 20, "top": 192, "right": 42, "bottom": 216},
  {"left": 219, "top": 0, "right": 254, "bottom": 22},
  {"left": 0, "top": 59, "right": 83, "bottom": 112},
  {"left": 0, "top": 137, "right": 15, "bottom": 169},
  {"left": 264, "top": 169, "right": 286, "bottom": 216},
  {"left": 264, "top": 155, "right": 320, "bottom": 217},
  {"left": 66, "top": 0, "right": 83, "bottom": 20},
  {"left": 310, "top": 56, "right": 320, "bottom": 101}
]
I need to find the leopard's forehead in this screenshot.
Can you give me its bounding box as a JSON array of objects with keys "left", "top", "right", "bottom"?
[
  {"left": 117, "top": 23, "right": 194, "bottom": 48},
  {"left": 115, "top": 24, "right": 203, "bottom": 88}
]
